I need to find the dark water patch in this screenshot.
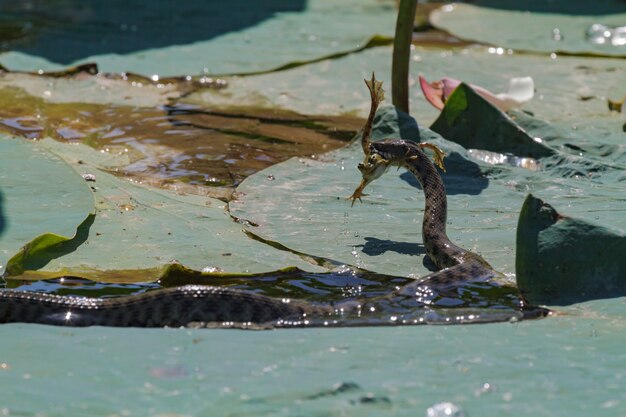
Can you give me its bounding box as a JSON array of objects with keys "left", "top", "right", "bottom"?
[
  {"left": 2, "top": 276, "right": 158, "bottom": 298},
  {"left": 3, "top": 266, "right": 547, "bottom": 327},
  {"left": 0, "top": 87, "right": 362, "bottom": 197}
]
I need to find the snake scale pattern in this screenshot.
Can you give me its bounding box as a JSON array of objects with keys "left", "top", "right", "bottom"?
[{"left": 0, "top": 74, "right": 545, "bottom": 327}]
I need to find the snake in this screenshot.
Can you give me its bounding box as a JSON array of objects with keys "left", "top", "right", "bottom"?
[
  {"left": 347, "top": 74, "right": 500, "bottom": 293},
  {"left": 0, "top": 74, "right": 546, "bottom": 327}
]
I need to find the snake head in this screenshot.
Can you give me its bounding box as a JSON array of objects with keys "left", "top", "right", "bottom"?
[{"left": 347, "top": 152, "right": 390, "bottom": 206}]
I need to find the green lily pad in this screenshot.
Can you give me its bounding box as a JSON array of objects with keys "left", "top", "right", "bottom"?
[
  {"left": 231, "top": 107, "right": 525, "bottom": 279},
  {"left": 232, "top": 104, "right": 626, "bottom": 291},
  {"left": 431, "top": 3, "right": 626, "bottom": 57},
  {"left": 5, "top": 138, "right": 327, "bottom": 279},
  {"left": 431, "top": 83, "right": 555, "bottom": 159},
  {"left": 184, "top": 45, "right": 625, "bottom": 130},
  {"left": 516, "top": 194, "right": 626, "bottom": 305},
  {"left": 0, "top": 0, "right": 396, "bottom": 77},
  {"left": 0, "top": 135, "right": 94, "bottom": 275},
  {"left": 428, "top": 83, "right": 626, "bottom": 184},
  {"left": 0, "top": 72, "right": 186, "bottom": 107}
]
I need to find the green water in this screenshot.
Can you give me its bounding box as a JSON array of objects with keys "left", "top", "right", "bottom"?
[{"left": 1, "top": 298, "right": 624, "bottom": 416}]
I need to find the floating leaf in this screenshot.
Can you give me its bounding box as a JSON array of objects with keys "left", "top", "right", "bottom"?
[
  {"left": 0, "top": 135, "right": 94, "bottom": 275},
  {"left": 6, "top": 214, "right": 94, "bottom": 276},
  {"left": 0, "top": 0, "right": 396, "bottom": 76},
  {"left": 231, "top": 107, "right": 525, "bottom": 278},
  {"left": 5, "top": 138, "right": 327, "bottom": 278},
  {"left": 430, "top": 3, "right": 626, "bottom": 57},
  {"left": 516, "top": 194, "right": 626, "bottom": 305},
  {"left": 430, "top": 83, "right": 555, "bottom": 159},
  {"left": 184, "top": 45, "right": 625, "bottom": 135},
  {"left": 232, "top": 105, "right": 626, "bottom": 290}
]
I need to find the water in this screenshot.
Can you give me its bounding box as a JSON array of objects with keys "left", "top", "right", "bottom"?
[
  {"left": 1, "top": 269, "right": 542, "bottom": 327},
  {"left": 0, "top": 86, "right": 359, "bottom": 194}
]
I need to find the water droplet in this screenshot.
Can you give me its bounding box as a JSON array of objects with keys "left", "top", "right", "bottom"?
[
  {"left": 201, "top": 266, "right": 223, "bottom": 273},
  {"left": 426, "top": 402, "right": 466, "bottom": 417}
]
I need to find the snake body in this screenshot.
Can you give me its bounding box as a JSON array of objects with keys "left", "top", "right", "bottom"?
[
  {"left": 0, "top": 139, "right": 513, "bottom": 327},
  {"left": 0, "top": 285, "right": 329, "bottom": 327},
  {"left": 0, "top": 74, "right": 544, "bottom": 327},
  {"left": 368, "top": 139, "right": 499, "bottom": 293}
]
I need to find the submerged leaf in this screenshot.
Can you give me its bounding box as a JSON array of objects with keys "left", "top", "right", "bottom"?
[{"left": 0, "top": 86, "right": 361, "bottom": 196}]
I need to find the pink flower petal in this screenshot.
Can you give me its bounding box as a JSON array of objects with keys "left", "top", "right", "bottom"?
[
  {"left": 418, "top": 75, "right": 445, "bottom": 110},
  {"left": 420, "top": 76, "right": 534, "bottom": 112}
]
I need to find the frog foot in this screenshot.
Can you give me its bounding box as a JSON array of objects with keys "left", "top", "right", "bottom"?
[
  {"left": 347, "top": 179, "right": 369, "bottom": 207},
  {"left": 416, "top": 142, "right": 447, "bottom": 172},
  {"left": 365, "top": 72, "right": 385, "bottom": 108}
]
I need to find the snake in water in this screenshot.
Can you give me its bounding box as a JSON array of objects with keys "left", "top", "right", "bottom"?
[{"left": 0, "top": 74, "right": 546, "bottom": 327}]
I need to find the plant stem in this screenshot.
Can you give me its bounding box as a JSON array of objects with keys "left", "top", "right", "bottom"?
[{"left": 391, "top": 0, "right": 417, "bottom": 113}]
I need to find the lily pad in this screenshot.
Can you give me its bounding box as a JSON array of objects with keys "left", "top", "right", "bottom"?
[
  {"left": 231, "top": 107, "right": 524, "bottom": 279},
  {"left": 430, "top": 83, "right": 555, "bottom": 159},
  {"left": 516, "top": 194, "right": 626, "bottom": 305},
  {"left": 0, "top": 0, "right": 396, "bottom": 77},
  {"left": 0, "top": 71, "right": 187, "bottom": 107},
  {"left": 5, "top": 138, "right": 328, "bottom": 280},
  {"left": 0, "top": 135, "right": 94, "bottom": 275},
  {"left": 184, "top": 45, "right": 625, "bottom": 130},
  {"left": 231, "top": 103, "right": 626, "bottom": 291},
  {"left": 431, "top": 3, "right": 626, "bottom": 57}
]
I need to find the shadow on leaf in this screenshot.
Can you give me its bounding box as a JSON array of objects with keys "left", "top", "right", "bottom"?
[
  {"left": 6, "top": 213, "right": 94, "bottom": 275},
  {"left": 0, "top": 0, "right": 306, "bottom": 64},
  {"left": 357, "top": 236, "right": 426, "bottom": 257}
]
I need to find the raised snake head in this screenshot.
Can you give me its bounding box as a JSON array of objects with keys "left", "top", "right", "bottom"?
[
  {"left": 347, "top": 139, "right": 447, "bottom": 207},
  {"left": 347, "top": 73, "right": 446, "bottom": 207}
]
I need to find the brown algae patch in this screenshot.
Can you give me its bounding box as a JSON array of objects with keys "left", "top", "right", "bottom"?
[{"left": 0, "top": 86, "right": 362, "bottom": 196}]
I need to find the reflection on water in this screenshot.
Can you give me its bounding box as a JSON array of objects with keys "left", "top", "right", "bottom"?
[
  {"left": 468, "top": 149, "right": 540, "bottom": 171},
  {"left": 2, "top": 267, "right": 547, "bottom": 327},
  {"left": 586, "top": 24, "right": 626, "bottom": 46},
  {"left": 0, "top": 86, "right": 361, "bottom": 197}
]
